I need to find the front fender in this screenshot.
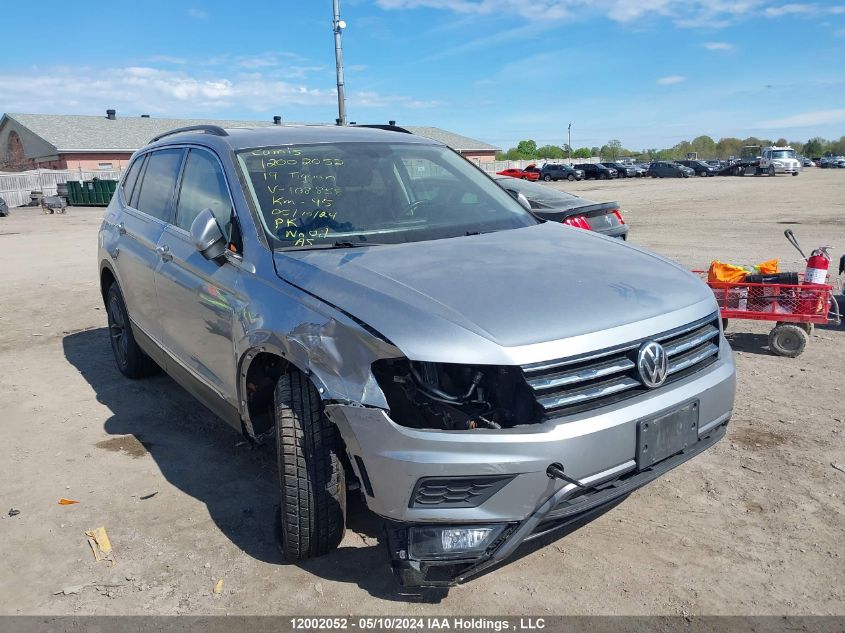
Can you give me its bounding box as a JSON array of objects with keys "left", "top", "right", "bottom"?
[{"left": 234, "top": 276, "right": 403, "bottom": 420}]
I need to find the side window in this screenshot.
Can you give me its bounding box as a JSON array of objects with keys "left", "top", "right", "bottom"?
[
  {"left": 120, "top": 156, "right": 143, "bottom": 205},
  {"left": 135, "top": 148, "right": 185, "bottom": 222},
  {"left": 175, "top": 149, "right": 233, "bottom": 238}
]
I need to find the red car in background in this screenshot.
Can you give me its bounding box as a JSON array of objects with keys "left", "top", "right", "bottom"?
[{"left": 496, "top": 167, "right": 540, "bottom": 181}]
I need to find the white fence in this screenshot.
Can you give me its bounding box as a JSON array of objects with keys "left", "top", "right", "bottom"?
[
  {"left": 478, "top": 157, "right": 602, "bottom": 175},
  {"left": 0, "top": 168, "right": 125, "bottom": 207}
]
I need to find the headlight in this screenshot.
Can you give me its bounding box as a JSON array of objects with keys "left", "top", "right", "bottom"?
[{"left": 409, "top": 524, "right": 508, "bottom": 560}]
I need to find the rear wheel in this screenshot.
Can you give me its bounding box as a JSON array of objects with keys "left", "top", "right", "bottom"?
[
  {"left": 768, "top": 324, "right": 808, "bottom": 357},
  {"left": 275, "top": 371, "right": 346, "bottom": 561},
  {"left": 105, "top": 283, "right": 158, "bottom": 378}
]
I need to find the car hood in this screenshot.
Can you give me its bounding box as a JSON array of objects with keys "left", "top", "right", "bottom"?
[{"left": 272, "top": 222, "right": 715, "bottom": 364}]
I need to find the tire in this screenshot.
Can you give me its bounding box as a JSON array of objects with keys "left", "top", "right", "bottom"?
[
  {"left": 768, "top": 324, "right": 808, "bottom": 357},
  {"left": 543, "top": 174, "right": 552, "bottom": 182},
  {"left": 275, "top": 371, "right": 346, "bottom": 561},
  {"left": 521, "top": 176, "right": 528, "bottom": 180},
  {"left": 792, "top": 172, "right": 798, "bottom": 176},
  {"left": 778, "top": 320, "right": 813, "bottom": 335},
  {"left": 105, "top": 283, "right": 158, "bottom": 378},
  {"left": 768, "top": 165, "right": 776, "bottom": 177},
  {"left": 722, "top": 318, "right": 729, "bottom": 332},
  {"left": 599, "top": 173, "right": 608, "bottom": 180},
  {"left": 651, "top": 174, "right": 658, "bottom": 178},
  {"left": 567, "top": 174, "right": 575, "bottom": 181}
]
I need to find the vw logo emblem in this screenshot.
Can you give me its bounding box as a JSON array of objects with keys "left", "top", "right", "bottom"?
[{"left": 637, "top": 341, "right": 668, "bottom": 388}]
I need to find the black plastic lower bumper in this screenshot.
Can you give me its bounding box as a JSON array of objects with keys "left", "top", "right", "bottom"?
[{"left": 388, "top": 421, "right": 727, "bottom": 587}]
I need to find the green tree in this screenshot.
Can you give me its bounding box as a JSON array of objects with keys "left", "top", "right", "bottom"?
[
  {"left": 590, "top": 146, "right": 601, "bottom": 157},
  {"left": 495, "top": 151, "right": 507, "bottom": 161},
  {"left": 572, "top": 147, "right": 592, "bottom": 158},
  {"left": 803, "top": 137, "right": 826, "bottom": 157},
  {"left": 690, "top": 135, "right": 716, "bottom": 157},
  {"left": 536, "top": 145, "right": 565, "bottom": 159},
  {"left": 516, "top": 140, "right": 538, "bottom": 156},
  {"left": 601, "top": 139, "right": 624, "bottom": 160},
  {"left": 775, "top": 138, "right": 788, "bottom": 147}
]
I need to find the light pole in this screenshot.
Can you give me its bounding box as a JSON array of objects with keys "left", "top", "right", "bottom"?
[
  {"left": 568, "top": 122, "right": 572, "bottom": 163},
  {"left": 332, "top": 0, "right": 347, "bottom": 126}
]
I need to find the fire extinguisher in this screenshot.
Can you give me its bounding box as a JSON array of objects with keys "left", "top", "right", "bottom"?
[{"left": 784, "top": 230, "right": 832, "bottom": 285}]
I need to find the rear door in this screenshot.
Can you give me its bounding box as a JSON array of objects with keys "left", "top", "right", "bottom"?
[
  {"left": 115, "top": 148, "right": 185, "bottom": 345},
  {"left": 154, "top": 147, "right": 243, "bottom": 419}
]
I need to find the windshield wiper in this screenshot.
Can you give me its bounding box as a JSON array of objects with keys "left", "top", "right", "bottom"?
[{"left": 278, "top": 240, "right": 385, "bottom": 252}]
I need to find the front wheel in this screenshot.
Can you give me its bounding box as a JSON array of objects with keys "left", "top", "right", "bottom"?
[
  {"left": 599, "top": 173, "right": 608, "bottom": 180},
  {"left": 791, "top": 172, "right": 799, "bottom": 176},
  {"left": 567, "top": 174, "right": 575, "bottom": 181},
  {"left": 275, "top": 371, "right": 346, "bottom": 561},
  {"left": 768, "top": 166, "right": 776, "bottom": 177},
  {"left": 543, "top": 174, "right": 552, "bottom": 182}
]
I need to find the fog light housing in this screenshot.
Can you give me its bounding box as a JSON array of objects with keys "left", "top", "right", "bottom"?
[{"left": 409, "top": 524, "right": 507, "bottom": 560}]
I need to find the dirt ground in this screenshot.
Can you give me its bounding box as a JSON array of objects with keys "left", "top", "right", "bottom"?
[{"left": 0, "top": 169, "right": 843, "bottom": 616}]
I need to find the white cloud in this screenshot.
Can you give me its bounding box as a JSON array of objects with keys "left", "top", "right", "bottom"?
[
  {"left": 376, "top": 0, "right": 572, "bottom": 20},
  {"left": 703, "top": 41, "right": 734, "bottom": 50},
  {"left": 0, "top": 65, "right": 438, "bottom": 116},
  {"left": 187, "top": 8, "right": 209, "bottom": 20},
  {"left": 377, "top": 0, "right": 763, "bottom": 27},
  {"left": 764, "top": 3, "right": 845, "bottom": 17},
  {"left": 657, "top": 75, "right": 685, "bottom": 85},
  {"left": 757, "top": 109, "right": 845, "bottom": 128}
]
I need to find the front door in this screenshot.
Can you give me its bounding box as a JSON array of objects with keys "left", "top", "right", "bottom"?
[{"left": 154, "top": 147, "right": 243, "bottom": 419}]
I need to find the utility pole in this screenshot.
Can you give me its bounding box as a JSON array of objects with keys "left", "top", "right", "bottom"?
[
  {"left": 568, "top": 122, "right": 572, "bottom": 163},
  {"left": 332, "top": 0, "right": 347, "bottom": 125}
]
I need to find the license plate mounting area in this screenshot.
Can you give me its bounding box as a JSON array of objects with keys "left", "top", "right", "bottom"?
[{"left": 636, "top": 401, "right": 699, "bottom": 470}]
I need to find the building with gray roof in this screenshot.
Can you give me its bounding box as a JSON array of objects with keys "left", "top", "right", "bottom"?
[{"left": 0, "top": 110, "right": 499, "bottom": 171}]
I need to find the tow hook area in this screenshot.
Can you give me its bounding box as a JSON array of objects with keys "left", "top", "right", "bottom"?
[{"left": 546, "top": 463, "right": 587, "bottom": 488}]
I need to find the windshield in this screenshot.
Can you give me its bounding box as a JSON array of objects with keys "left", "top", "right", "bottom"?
[
  {"left": 237, "top": 142, "right": 536, "bottom": 248},
  {"left": 771, "top": 150, "right": 795, "bottom": 159}
]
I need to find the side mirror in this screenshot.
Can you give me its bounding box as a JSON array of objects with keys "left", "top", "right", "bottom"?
[
  {"left": 190, "top": 208, "right": 227, "bottom": 261},
  {"left": 516, "top": 192, "right": 532, "bottom": 211}
]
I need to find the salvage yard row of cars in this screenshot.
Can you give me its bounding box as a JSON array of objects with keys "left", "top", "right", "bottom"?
[{"left": 97, "top": 122, "right": 731, "bottom": 588}]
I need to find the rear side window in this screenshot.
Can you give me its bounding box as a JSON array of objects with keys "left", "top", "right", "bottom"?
[
  {"left": 175, "top": 149, "right": 233, "bottom": 238},
  {"left": 135, "top": 149, "right": 185, "bottom": 222},
  {"left": 120, "top": 156, "right": 144, "bottom": 204}
]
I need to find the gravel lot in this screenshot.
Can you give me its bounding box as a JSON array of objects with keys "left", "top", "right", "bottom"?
[{"left": 1, "top": 168, "right": 843, "bottom": 616}]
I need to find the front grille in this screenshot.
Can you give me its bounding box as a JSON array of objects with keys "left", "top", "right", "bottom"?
[
  {"left": 409, "top": 475, "right": 515, "bottom": 509},
  {"left": 521, "top": 313, "right": 720, "bottom": 417}
]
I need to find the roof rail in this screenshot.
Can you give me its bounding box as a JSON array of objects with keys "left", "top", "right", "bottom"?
[
  {"left": 150, "top": 125, "right": 229, "bottom": 143},
  {"left": 356, "top": 124, "right": 413, "bottom": 135}
]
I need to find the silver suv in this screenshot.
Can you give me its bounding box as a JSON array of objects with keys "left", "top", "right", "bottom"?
[{"left": 98, "top": 124, "right": 735, "bottom": 586}]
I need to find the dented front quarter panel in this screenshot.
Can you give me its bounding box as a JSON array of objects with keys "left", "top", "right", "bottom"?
[{"left": 234, "top": 264, "right": 402, "bottom": 413}]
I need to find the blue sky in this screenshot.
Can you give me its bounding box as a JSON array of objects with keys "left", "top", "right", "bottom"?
[{"left": 1, "top": 0, "right": 843, "bottom": 150}]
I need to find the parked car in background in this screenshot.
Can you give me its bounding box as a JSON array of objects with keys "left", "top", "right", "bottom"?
[
  {"left": 497, "top": 167, "right": 540, "bottom": 181},
  {"left": 601, "top": 162, "right": 639, "bottom": 178},
  {"left": 677, "top": 160, "right": 716, "bottom": 176},
  {"left": 522, "top": 164, "right": 542, "bottom": 179},
  {"left": 98, "top": 123, "right": 734, "bottom": 587},
  {"left": 539, "top": 163, "right": 584, "bottom": 182},
  {"left": 647, "top": 161, "right": 694, "bottom": 178},
  {"left": 493, "top": 175, "right": 628, "bottom": 240},
  {"left": 574, "top": 163, "right": 618, "bottom": 180}
]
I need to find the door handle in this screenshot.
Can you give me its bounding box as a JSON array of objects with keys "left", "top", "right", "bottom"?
[
  {"left": 155, "top": 245, "right": 173, "bottom": 262},
  {"left": 117, "top": 222, "right": 126, "bottom": 235}
]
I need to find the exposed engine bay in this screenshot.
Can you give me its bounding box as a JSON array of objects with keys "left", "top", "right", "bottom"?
[{"left": 372, "top": 359, "right": 542, "bottom": 430}]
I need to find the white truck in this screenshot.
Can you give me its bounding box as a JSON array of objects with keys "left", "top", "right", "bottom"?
[{"left": 758, "top": 146, "right": 801, "bottom": 176}]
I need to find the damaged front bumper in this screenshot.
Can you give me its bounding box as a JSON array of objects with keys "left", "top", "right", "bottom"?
[
  {"left": 385, "top": 422, "right": 726, "bottom": 586},
  {"left": 324, "top": 338, "right": 734, "bottom": 587}
]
